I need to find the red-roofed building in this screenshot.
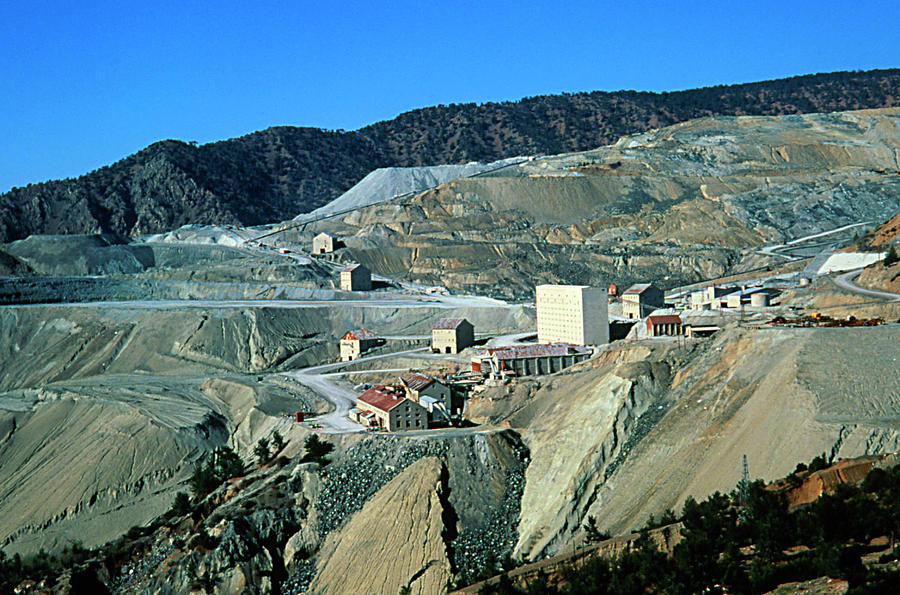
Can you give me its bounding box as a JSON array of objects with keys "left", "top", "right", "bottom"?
[
  {"left": 431, "top": 318, "right": 474, "bottom": 354},
  {"left": 646, "top": 315, "right": 683, "bottom": 337},
  {"left": 351, "top": 385, "right": 429, "bottom": 431},
  {"left": 339, "top": 329, "right": 383, "bottom": 361}
]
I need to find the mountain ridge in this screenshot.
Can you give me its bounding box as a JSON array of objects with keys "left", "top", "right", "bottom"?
[{"left": 2, "top": 68, "right": 899, "bottom": 243}]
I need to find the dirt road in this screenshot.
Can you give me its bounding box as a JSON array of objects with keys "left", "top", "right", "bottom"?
[
  {"left": 279, "top": 347, "right": 430, "bottom": 433},
  {"left": 835, "top": 269, "right": 900, "bottom": 301},
  {"left": 279, "top": 346, "right": 500, "bottom": 437}
]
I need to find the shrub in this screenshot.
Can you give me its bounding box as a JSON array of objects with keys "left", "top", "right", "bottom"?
[
  {"left": 583, "top": 515, "right": 610, "bottom": 543},
  {"left": 272, "top": 430, "right": 286, "bottom": 452},
  {"left": 171, "top": 491, "right": 192, "bottom": 516},
  {"left": 808, "top": 452, "right": 830, "bottom": 473},
  {"left": 301, "top": 435, "right": 334, "bottom": 465},
  {"left": 862, "top": 468, "right": 890, "bottom": 493},
  {"left": 187, "top": 526, "right": 218, "bottom": 550},
  {"left": 254, "top": 437, "right": 271, "bottom": 465},
  {"left": 189, "top": 446, "right": 246, "bottom": 498},
  {"left": 884, "top": 245, "right": 899, "bottom": 267}
]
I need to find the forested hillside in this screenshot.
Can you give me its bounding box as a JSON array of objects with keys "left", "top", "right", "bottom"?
[{"left": 1, "top": 69, "right": 898, "bottom": 242}]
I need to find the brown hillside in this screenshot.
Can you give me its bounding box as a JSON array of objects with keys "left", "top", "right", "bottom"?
[{"left": 869, "top": 210, "right": 900, "bottom": 247}]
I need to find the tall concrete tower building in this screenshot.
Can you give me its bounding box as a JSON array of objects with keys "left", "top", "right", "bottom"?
[{"left": 536, "top": 284, "right": 609, "bottom": 345}]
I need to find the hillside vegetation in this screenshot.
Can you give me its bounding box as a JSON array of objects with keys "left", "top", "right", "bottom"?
[
  {"left": 1, "top": 69, "right": 899, "bottom": 242},
  {"left": 474, "top": 459, "right": 900, "bottom": 594}
]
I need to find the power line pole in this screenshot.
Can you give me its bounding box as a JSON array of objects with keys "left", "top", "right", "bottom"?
[{"left": 738, "top": 454, "right": 750, "bottom": 521}]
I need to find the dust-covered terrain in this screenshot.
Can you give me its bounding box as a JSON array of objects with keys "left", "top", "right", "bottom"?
[
  {"left": 293, "top": 108, "right": 900, "bottom": 298},
  {"left": 2, "top": 107, "right": 900, "bottom": 594},
  {"left": 0, "top": 230, "right": 532, "bottom": 557},
  {"left": 464, "top": 322, "right": 900, "bottom": 563}
]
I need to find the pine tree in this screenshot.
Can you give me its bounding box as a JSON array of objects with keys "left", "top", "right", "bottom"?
[
  {"left": 884, "top": 244, "right": 899, "bottom": 267},
  {"left": 583, "top": 516, "right": 609, "bottom": 543},
  {"left": 301, "top": 435, "right": 333, "bottom": 465},
  {"left": 254, "top": 438, "right": 271, "bottom": 465},
  {"left": 272, "top": 430, "right": 286, "bottom": 453}
]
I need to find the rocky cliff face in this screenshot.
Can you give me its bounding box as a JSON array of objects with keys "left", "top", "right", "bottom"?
[
  {"left": 2, "top": 70, "right": 899, "bottom": 242},
  {"left": 309, "top": 457, "right": 454, "bottom": 595},
  {"left": 578, "top": 325, "right": 900, "bottom": 541},
  {"left": 466, "top": 323, "right": 900, "bottom": 562},
  {"left": 467, "top": 343, "right": 684, "bottom": 561},
  {"left": 306, "top": 108, "right": 900, "bottom": 296},
  {"left": 299, "top": 431, "right": 529, "bottom": 590},
  {"left": 4, "top": 429, "right": 530, "bottom": 593},
  {"left": 104, "top": 453, "right": 323, "bottom": 595}
]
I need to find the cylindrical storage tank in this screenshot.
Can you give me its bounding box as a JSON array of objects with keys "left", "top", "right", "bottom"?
[{"left": 750, "top": 293, "right": 770, "bottom": 308}]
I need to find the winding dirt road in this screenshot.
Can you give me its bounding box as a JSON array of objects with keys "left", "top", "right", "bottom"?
[{"left": 834, "top": 269, "right": 900, "bottom": 302}]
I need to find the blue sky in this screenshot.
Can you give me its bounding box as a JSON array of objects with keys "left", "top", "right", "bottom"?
[{"left": 1, "top": 0, "right": 898, "bottom": 193}]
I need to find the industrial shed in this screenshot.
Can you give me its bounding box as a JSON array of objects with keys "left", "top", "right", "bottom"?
[
  {"left": 622, "top": 283, "right": 664, "bottom": 319},
  {"left": 472, "top": 343, "right": 592, "bottom": 377},
  {"left": 402, "top": 373, "right": 454, "bottom": 424},
  {"left": 351, "top": 385, "right": 429, "bottom": 431},
  {"left": 313, "top": 232, "right": 338, "bottom": 254},
  {"left": 646, "top": 314, "right": 683, "bottom": 337}
]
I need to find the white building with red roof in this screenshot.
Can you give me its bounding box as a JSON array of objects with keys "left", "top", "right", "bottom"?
[
  {"left": 431, "top": 318, "right": 474, "bottom": 354},
  {"left": 339, "top": 329, "right": 383, "bottom": 361}
]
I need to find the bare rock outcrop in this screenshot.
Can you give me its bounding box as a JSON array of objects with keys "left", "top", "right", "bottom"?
[
  {"left": 307, "top": 109, "right": 900, "bottom": 297},
  {"left": 469, "top": 323, "right": 900, "bottom": 563},
  {"left": 585, "top": 325, "right": 900, "bottom": 538},
  {"left": 497, "top": 345, "right": 678, "bottom": 560},
  {"left": 309, "top": 457, "right": 454, "bottom": 595}
]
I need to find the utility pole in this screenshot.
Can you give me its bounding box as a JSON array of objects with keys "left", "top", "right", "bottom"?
[{"left": 738, "top": 454, "right": 750, "bottom": 521}]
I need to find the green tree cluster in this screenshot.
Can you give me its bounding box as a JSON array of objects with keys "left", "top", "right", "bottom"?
[
  {"left": 189, "top": 446, "right": 245, "bottom": 498},
  {"left": 300, "top": 434, "right": 333, "bottom": 465},
  {"left": 0, "top": 542, "right": 103, "bottom": 594},
  {"left": 583, "top": 516, "right": 610, "bottom": 543},
  {"left": 884, "top": 244, "right": 899, "bottom": 267},
  {"left": 253, "top": 430, "right": 288, "bottom": 465},
  {"left": 272, "top": 430, "right": 286, "bottom": 452},
  {"left": 254, "top": 437, "right": 270, "bottom": 465},
  {"left": 170, "top": 491, "right": 191, "bottom": 516},
  {"left": 477, "top": 461, "right": 900, "bottom": 595}
]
